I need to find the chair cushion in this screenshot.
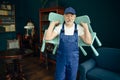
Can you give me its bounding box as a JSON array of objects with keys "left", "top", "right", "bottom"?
[{"left": 87, "top": 67, "right": 120, "bottom": 80}]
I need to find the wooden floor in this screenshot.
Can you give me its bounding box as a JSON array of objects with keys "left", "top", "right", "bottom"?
[
  {"left": 22, "top": 56, "right": 55, "bottom": 80},
  {"left": 22, "top": 56, "right": 80, "bottom": 80}
]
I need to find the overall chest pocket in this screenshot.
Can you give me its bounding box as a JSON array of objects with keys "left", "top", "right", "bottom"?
[{"left": 61, "top": 35, "right": 77, "bottom": 43}]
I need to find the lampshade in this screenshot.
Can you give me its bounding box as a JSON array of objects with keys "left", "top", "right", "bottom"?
[{"left": 24, "top": 22, "right": 34, "bottom": 29}]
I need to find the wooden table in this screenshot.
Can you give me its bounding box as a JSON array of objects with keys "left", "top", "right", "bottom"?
[{"left": 0, "top": 49, "right": 26, "bottom": 80}]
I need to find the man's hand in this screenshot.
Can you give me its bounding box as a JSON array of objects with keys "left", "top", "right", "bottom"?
[
  {"left": 80, "top": 22, "right": 89, "bottom": 30},
  {"left": 80, "top": 22, "right": 92, "bottom": 45},
  {"left": 51, "top": 21, "right": 60, "bottom": 26},
  {"left": 45, "top": 21, "right": 59, "bottom": 40}
]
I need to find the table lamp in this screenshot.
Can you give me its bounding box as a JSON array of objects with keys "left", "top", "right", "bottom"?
[{"left": 24, "top": 21, "right": 34, "bottom": 36}]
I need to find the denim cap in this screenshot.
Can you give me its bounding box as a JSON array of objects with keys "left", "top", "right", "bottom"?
[{"left": 64, "top": 7, "right": 76, "bottom": 14}]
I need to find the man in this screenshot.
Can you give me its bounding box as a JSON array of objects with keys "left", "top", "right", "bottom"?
[{"left": 45, "top": 7, "right": 92, "bottom": 80}]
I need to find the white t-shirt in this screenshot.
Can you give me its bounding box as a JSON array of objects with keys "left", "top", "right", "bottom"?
[{"left": 54, "top": 23, "right": 84, "bottom": 36}]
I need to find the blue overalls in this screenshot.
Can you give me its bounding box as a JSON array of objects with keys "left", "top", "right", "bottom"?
[{"left": 55, "top": 23, "right": 79, "bottom": 80}]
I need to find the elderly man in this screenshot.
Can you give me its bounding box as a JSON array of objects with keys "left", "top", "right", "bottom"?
[{"left": 45, "top": 7, "right": 92, "bottom": 80}]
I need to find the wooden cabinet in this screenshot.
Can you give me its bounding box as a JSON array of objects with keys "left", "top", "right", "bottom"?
[
  {"left": 39, "top": 7, "right": 64, "bottom": 44},
  {"left": 39, "top": 7, "right": 64, "bottom": 67},
  {"left": 0, "top": 3, "right": 16, "bottom": 51}
]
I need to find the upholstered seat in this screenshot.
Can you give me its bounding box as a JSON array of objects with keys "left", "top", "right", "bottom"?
[{"left": 79, "top": 47, "right": 120, "bottom": 80}]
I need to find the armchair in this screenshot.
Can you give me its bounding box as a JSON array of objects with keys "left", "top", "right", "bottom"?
[{"left": 79, "top": 47, "right": 120, "bottom": 80}]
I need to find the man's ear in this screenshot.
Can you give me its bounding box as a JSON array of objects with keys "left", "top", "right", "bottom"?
[
  {"left": 63, "top": 14, "right": 65, "bottom": 17},
  {"left": 74, "top": 15, "right": 76, "bottom": 19}
]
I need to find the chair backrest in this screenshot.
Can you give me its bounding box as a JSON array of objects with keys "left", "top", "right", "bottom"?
[
  {"left": 49, "top": 12, "right": 93, "bottom": 33},
  {"left": 48, "top": 12, "right": 64, "bottom": 23},
  {"left": 75, "top": 15, "right": 93, "bottom": 33}
]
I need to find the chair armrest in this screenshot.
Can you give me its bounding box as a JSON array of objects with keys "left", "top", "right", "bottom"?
[{"left": 79, "top": 59, "right": 96, "bottom": 80}]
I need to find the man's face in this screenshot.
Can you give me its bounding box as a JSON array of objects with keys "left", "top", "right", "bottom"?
[{"left": 64, "top": 13, "right": 76, "bottom": 25}]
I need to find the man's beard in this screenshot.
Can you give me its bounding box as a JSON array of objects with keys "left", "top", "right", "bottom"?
[{"left": 65, "top": 19, "right": 74, "bottom": 25}]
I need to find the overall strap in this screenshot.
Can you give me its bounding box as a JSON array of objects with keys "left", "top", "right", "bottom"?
[
  {"left": 60, "top": 22, "right": 78, "bottom": 34},
  {"left": 61, "top": 22, "right": 65, "bottom": 33},
  {"left": 74, "top": 23, "right": 78, "bottom": 34}
]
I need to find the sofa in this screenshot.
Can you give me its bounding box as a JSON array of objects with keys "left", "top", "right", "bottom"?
[{"left": 79, "top": 47, "right": 120, "bottom": 80}]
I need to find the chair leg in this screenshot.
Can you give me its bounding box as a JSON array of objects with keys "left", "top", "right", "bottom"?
[
  {"left": 90, "top": 45, "right": 99, "bottom": 56},
  {"left": 79, "top": 46, "right": 87, "bottom": 56},
  {"left": 95, "top": 36, "right": 102, "bottom": 46},
  {"left": 45, "top": 52, "right": 48, "bottom": 70}
]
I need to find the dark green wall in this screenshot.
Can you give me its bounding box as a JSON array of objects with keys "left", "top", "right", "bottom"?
[
  {"left": 7, "top": 0, "right": 120, "bottom": 48},
  {"left": 63, "top": 0, "right": 120, "bottom": 48},
  {"left": 59, "top": 0, "right": 120, "bottom": 48}
]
